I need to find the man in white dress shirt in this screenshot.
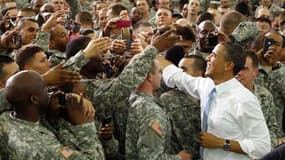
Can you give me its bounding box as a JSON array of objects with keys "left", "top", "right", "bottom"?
[{"left": 157, "top": 41, "right": 271, "bottom": 160}]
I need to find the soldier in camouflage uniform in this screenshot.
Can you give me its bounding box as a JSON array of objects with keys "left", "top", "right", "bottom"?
[
  {"left": 159, "top": 55, "right": 206, "bottom": 159},
  {"left": 0, "top": 70, "right": 105, "bottom": 159},
  {"left": 126, "top": 59, "right": 191, "bottom": 160},
  {"left": 63, "top": 32, "right": 181, "bottom": 157},
  {"left": 237, "top": 51, "right": 279, "bottom": 147},
  {"left": 254, "top": 30, "right": 285, "bottom": 138},
  {"left": 48, "top": 25, "right": 69, "bottom": 66}
]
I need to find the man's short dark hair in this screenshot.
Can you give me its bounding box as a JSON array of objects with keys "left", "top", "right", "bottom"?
[
  {"left": 176, "top": 26, "right": 196, "bottom": 42},
  {"left": 15, "top": 45, "right": 44, "bottom": 70},
  {"left": 256, "top": 16, "right": 271, "bottom": 26},
  {"left": 220, "top": 42, "right": 246, "bottom": 75},
  {"left": 184, "top": 54, "right": 207, "bottom": 75},
  {"left": 108, "top": 3, "right": 127, "bottom": 17},
  {"left": 196, "top": 12, "right": 215, "bottom": 25},
  {"left": 16, "top": 17, "right": 38, "bottom": 29},
  {"left": 76, "top": 11, "right": 93, "bottom": 25},
  {"left": 0, "top": 55, "right": 14, "bottom": 80},
  {"left": 235, "top": 2, "right": 250, "bottom": 17},
  {"left": 133, "top": 20, "right": 152, "bottom": 32},
  {"left": 244, "top": 50, "right": 259, "bottom": 69}
]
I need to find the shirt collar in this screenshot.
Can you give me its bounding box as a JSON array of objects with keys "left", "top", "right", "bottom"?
[{"left": 215, "top": 78, "right": 238, "bottom": 95}]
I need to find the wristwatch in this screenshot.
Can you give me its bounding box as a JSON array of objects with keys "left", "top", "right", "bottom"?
[{"left": 223, "top": 139, "right": 231, "bottom": 151}]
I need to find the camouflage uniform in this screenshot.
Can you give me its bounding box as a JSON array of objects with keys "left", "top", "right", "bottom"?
[
  {"left": 125, "top": 91, "right": 181, "bottom": 160},
  {"left": 255, "top": 64, "right": 285, "bottom": 137},
  {"left": 0, "top": 89, "right": 12, "bottom": 113},
  {"left": 159, "top": 89, "right": 201, "bottom": 159},
  {"left": 15, "top": 0, "right": 30, "bottom": 8},
  {"left": 231, "top": 22, "right": 258, "bottom": 47},
  {"left": 0, "top": 111, "right": 105, "bottom": 159},
  {"left": 35, "top": 31, "right": 50, "bottom": 52},
  {"left": 80, "top": 0, "right": 93, "bottom": 12},
  {"left": 63, "top": 45, "right": 159, "bottom": 155},
  {"left": 254, "top": 84, "right": 279, "bottom": 147},
  {"left": 48, "top": 49, "right": 66, "bottom": 67}
]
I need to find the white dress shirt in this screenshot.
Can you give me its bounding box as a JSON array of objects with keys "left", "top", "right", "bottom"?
[{"left": 163, "top": 65, "right": 271, "bottom": 160}]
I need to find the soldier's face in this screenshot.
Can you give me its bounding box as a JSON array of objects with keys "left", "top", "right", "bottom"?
[
  {"left": 236, "top": 57, "right": 258, "bottom": 89},
  {"left": 20, "top": 21, "right": 39, "bottom": 45},
  {"left": 51, "top": 25, "right": 68, "bottom": 52},
  {"left": 263, "top": 32, "right": 283, "bottom": 65},
  {"left": 25, "top": 51, "right": 52, "bottom": 74},
  {"left": 155, "top": 8, "right": 172, "bottom": 27},
  {"left": 198, "top": 22, "right": 216, "bottom": 52},
  {"left": 179, "top": 58, "right": 202, "bottom": 77}
]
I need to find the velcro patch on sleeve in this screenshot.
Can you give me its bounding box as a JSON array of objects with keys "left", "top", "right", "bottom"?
[
  {"left": 60, "top": 146, "right": 75, "bottom": 159},
  {"left": 150, "top": 120, "right": 164, "bottom": 137}
]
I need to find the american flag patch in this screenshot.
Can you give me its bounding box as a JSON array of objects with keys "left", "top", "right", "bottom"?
[{"left": 60, "top": 146, "right": 75, "bottom": 158}]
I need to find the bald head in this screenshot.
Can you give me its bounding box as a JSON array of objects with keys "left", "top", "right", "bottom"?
[
  {"left": 219, "top": 11, "right": 245, "bottom": 35},
  {"left": 5, "top": 70, "right": 46, "bottom": 107}
]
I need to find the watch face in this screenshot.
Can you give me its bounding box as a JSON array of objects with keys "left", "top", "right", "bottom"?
[
  {"left": 223, "top": 143, "right": 230, "bottom": 151},
  {"left": 223, "top": 140, "right": 230, "bottom": 151}
]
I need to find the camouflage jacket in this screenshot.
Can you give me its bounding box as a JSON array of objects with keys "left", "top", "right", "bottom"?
[
  {"left": 255, "top": 64, "right": 285, "bottom": 137},
  {"left": 0, "top": 111, "right": 105, "bottom": 160},
  {"left": 189, "top": 47, "right": 210, "bottom": 60},
  {"left": 0, "top": 88, "right": 12, "bottom": 113},
  {"left": 48, "top": 49, "right": 66, "bottom": 67},
  {"left": 125, "top": 91, "right": 181, "bottom": 160},
  {"left": 159, "top": 89, "right": 201, "bottom": 159},
  {"left": 64, "top": 45, "right": 159, "bottom": 155},
  {"left": 231, "top": 22, "right": 258, "bottom": 46},
  {"left": 254, "top": 84, "right": 279, "bottom": 147}
]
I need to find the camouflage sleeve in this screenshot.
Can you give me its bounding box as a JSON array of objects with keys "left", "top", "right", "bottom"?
[
  {"left": 62, "top": 51, "right": 89, "bottom": 72},
  {"left": 101, "top": 137, "right": 120, "bottom": 158},
  {"left": 137, "top": 114, "right": 181, "bottom": 160},
  {"left": 117, "top": 45, "right": 158, "bottom": 89},
  {"left": 0, "top": 89, "right": 12, "bottom": 113},
  {"left": 49, "top": 55, "right": 61, "bottom": 67},
  {"left": 57, "top": 119, "right": 105, "bottom": 160},
  {"left": 257, "top": 87, "right": 279, "bottom": 147},
  {"left": 34, "top": 31, "right": 50, "bottom": 51},
  {"left": 127, "top": 101, "right": 181, "bottom": 160}
]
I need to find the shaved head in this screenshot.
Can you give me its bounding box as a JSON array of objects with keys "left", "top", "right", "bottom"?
[{"left": 5, "top": 70, "right": 47, "bottom": 110}]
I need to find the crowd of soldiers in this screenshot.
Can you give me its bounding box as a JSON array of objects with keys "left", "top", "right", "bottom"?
[{"left": 0, "top": 0, "right": 285, "bottom": 159}]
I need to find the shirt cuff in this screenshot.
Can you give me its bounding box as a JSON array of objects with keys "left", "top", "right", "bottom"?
[{"left": 239, "top": 139, "right": 255, "bottom": 158}]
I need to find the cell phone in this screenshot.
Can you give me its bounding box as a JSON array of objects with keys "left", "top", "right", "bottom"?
[
  {"left": 13, "top": 34, "right": 22, "bottom": 49},
  {"left": 208, "top": 33, "right": 218, "bottom": 47},
  {"left": 56, "top": 93, "right": 67, "bottom": 106},
  {"left": 102, "top": 116, "right": 112, "bottom": 127},
  {"left": 115, "top": 20, "right": 131, "bottom": 28},
  {"left": 263, "top": 38, "right": 276, "bottom": 53}
]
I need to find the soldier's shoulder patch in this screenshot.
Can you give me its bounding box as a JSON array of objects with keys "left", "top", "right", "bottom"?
[
  {"left": 149, "top": 120, "right": 164, "bottom": 137},
  {"left": 60, "top": 146, "right": 75, "bottom": 159}
]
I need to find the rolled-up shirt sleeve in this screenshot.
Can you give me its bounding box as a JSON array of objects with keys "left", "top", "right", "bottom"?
[
  {"left": 238, "top": 99, "right": 271, "bottom": 159},
  {"left": 163, "top": 64, "right": 214, "bottom": 100}
]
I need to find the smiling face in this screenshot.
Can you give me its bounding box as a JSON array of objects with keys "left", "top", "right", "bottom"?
[
  {"left": 155, "top": 8, "right": 172, "bottom": 27},
  {"left": 205, "top": 44, "right": 229, "bottom": 81}
]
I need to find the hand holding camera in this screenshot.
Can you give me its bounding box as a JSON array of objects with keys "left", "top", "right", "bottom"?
[
  {"left": 99, "top": 116, "right": 113, "bottom": 140},
  {"left": 63, "top": 93, "right": 95, "bottom": 125},
  {"left": 0, "top": 29, "right": 20, "bottom": 49}
]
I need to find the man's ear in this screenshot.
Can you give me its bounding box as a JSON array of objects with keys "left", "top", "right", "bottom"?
[
  {"left": 224, "top": 61, "right": 234, "bottom": 72},
  {"left": 30, "top": 95, "right": 39, "bottom": 104},
  {"left": 146, "top": 72, "right": 153, "bottom": 82}
]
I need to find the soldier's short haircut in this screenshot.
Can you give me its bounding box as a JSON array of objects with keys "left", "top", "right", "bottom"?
[
  {"left": 133, "top": 21, "right": 152, "bottom": 32},
  {"left": 184, "top": 55, "right": 207, "bottom": 75},
  {"left": 108, "top": 3, "right": 127, "bottom": 17},
  {"left": 15, "top": 45, "right": 44, "bottom": 70},
  {"left": 0, "top": 55, "right": 14, "bottom": 80},
  {"left": 220, "top": 41, "right": 246, "bottom": 75},
  {"left": 76, "top": 11, "right": 93, "bottom": 25},
  {"left": 244, "top": 50, "right": 259, "bottom": 69},
  {"left": 16, "top": 17, "right": 38, "bottom": 30}
]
